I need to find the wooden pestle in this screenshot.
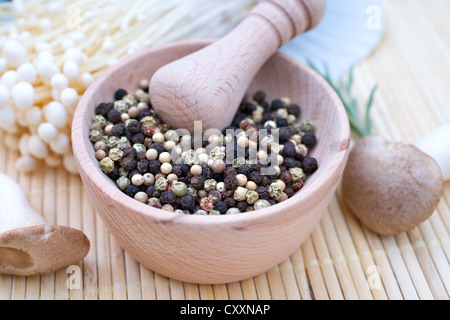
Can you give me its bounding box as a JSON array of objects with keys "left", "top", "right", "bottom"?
[{"left": 149, "top": 0, "right": 326, "bottom": 133}]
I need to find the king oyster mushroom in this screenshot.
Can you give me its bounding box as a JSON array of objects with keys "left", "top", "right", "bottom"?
[
  {"left": 0, "top": 173, "right": 90, "bottom": 276},
  {"left": 342, "top": 124, "right": 450, "bottom": 235}
]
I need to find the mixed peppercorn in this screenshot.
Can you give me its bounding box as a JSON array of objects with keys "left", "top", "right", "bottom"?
[{"left": 89, "top": 79, "right": 319, "bottom": 215}]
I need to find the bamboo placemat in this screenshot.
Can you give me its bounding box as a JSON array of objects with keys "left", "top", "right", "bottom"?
[{"left": 1, "top": 0, "right": 450, "bottom": 300}]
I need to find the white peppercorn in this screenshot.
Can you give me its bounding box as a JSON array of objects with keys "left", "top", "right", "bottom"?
[
  {"left": 131, "top": 174, "right": 144, "bottom": 186},
  {"left": 146, "top": 148, "right": 158, "bottom": 161},
  {"left": 254, "top": 199, "right": 271, "bottom": 210},
  {"left": 160, "top": 162, "right": 172, "bottom": 174},
  {"left": 233, "top": 186, "right": 248, "bottom": 201},
  {"left": 236, "top": 174, "right": 247, "bottom": 187},
  {"left": 142, "top": 173, "right": 155, "bottom": 186},
  {"left": 216, "top": 182, "right": 226, "bottom": 193}
]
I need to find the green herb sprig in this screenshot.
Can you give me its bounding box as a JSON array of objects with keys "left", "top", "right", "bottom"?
[{"left": 308, "top": 61, "right": 378, "bottom": 138}]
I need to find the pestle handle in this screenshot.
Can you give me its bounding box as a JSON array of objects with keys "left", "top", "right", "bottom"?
[{"left": 149, "top": 0, "right": 326, "bottom": 134}]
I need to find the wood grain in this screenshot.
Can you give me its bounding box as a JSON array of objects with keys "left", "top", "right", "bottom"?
[{"left": 149, "top": 0, "right": 325, "bottom": 133}]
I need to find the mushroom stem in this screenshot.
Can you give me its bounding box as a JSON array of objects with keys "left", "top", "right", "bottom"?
[
  {"left": 0, "top": 173, "right": 90, "bottom": 276},
  {"left": 414, "top": 124, "right": 450, "bottom": 181},
  {"left": 0, "top": 173, "right": 47, "bottom": 233}
]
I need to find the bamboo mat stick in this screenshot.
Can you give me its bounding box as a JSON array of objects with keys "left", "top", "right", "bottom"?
[
  {"left": 239, "top": 278, "right": 258, "bottom": 300},
  {"left": 227, "top": 281, "right": 244, "bottom": 300},
  {"left": 301, "top": 238, "right": 329, "bottom": 300},
  {"left": 418, "top": 222, "right": 450, "bottom": 295},
  {"left": 265, "top": 265, "right": 287, "bottom": 300},
  {"left": 278, "top": 258, "right": 301, "bottom": 300},
  {"left": 289, "top": 248, "right": 312, "bottom": 300},
  {"left": 199, "top": 284, "right": 215, "bottom": 300},
  {"left": 55, "top": 168, "right": 69, "bottom": 300},
  {"left": 11, "top": 170, "right": 29, "bottom": 300},
  {"left": 39, "top": 166, "right": 56, "bottom": 300},
  {"left": 68, "top": 174, "right": 84, "bottom": 300},
  {"left": 394, "top": 233, "right": 434, "bottom": 300},
  {"left": 252, "top": 273, "right": 271, "bottom": 300},
  {"left": 212, "top": 283, "right": 229, "bottom": 300},
  {"left": 327, "top": 194, "right": 373, "bottom": 299},
  {"left": 154, "top": 273, "right": 171, "bottom": 300},
  {"left": 124, "top": 251, "right": 142, "bottom": 300},
  {"left": 81, "top": 187, "right": 99, "bottom": 300},
  {"left": 407, "top": 229, "right": 449, "bottom": 299},
  {"left": 0, "top": 133, "right": 12, "bottom": 300},
  {"left": 429, "top": 210, "right": 450, "bottom": 261},
  {"left": 184, "top": 283, "right": 200, "bottom": 300},
  {"left": 309, "top": 226, "right": 344, "bottom": 300},
  {"left": 25, "top": 170, "right": 44, "bottom": 300},
  {"left": 169, "top": 278, "right": 186, "bottom": 300},
  {"left": 96, "top": 218, "right": 113, "bottom": 300},
  {"left": 109, "top": 235, "right": 127, "bottom": 299},
  {"left": 320, "top": 210, "right": 359, "bottom": 299},
  {"left": 380, "top": 236, "right": 418, "bottom": 299},
  {"left": 339, "top": 200, "right": 387, "bottom": 300},
  {"left": 139, "top": 266, "right": 157, "bottom": 300}
]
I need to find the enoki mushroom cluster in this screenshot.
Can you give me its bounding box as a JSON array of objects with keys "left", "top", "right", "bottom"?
[{"left": 0, "top": 0, "right": 256, "bottom": 174}]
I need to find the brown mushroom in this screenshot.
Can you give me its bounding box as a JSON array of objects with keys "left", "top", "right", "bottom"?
[
  {"left": 0, "top": 173, "right": 90, "bottom": 276},
  {"left": 342, "top": 127, "right": 449, "bottom": 235}
]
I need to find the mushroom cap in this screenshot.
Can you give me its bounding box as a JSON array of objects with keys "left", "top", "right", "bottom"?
[
  {"left": 0, "top": 224, "right": 90, "bottom": 276},
  {"left": 342, "top": 135, "right": 443, "bottom": 235}
]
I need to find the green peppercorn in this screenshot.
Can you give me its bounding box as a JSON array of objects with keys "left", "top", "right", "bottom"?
[
  {"left": 210, "top": 146, "right": 225, "bottom": 160},
  {"left": 133, "top": 143, "right": 147, "bottom": 153},
  {"left": 289, "top": 167, "right": 306, "bottom": 182},
  {"left": 184, "top": 150, "right": 198, "bottom": 166},
  {"left": 107, "top": 136, "right": 120, "bottom": 149},
  {"left": 226, "top": 207, "right": 241, "bottom": 215},
  {"left": 209, "top": 210, "right": 220, "bottom": 215},
  {"left": 140, "top": 116, "right": 157, "bottom": 127},
  {"left": 93, "top": 115, "right": 107, "bottom": 128},
  {"left": 172, "top": 181, "right": 188, "bottom": 197},
  {"left": 254, "top": 199, "right": 271, "bottom": 210},
  {"left": 194, "top": 209, "right": 208, "bottom": 215},
  {"left": 99, "top": 157, "right": 115, "bottom": 174},
  {"left": 116, "top": 176, "right": 130, "bottom": 191},
  {"left": 232, "top": 157, "right": 245, "bottom": 168},
  {"left": 245, "top": 190, "right": 259, "bottom": 204},
  {"left": 109, "top": 148, "right": 124, "bottom": 162},
  {"left": 114, "top": 100, "right": 129, "bottom": 113},
  {"left": 155, "top": 177, "right": 169, "bottom": 191},
  {"left": 148, "top": 197, "right": 161, "bottom": 206},
  {"left": 299, "top": 119, "right": 314, "bottom": 132},
  {"left": 269, "top": 183, "right": 283, "bottom": 200},
  {"left": 233, "top": 186, "right": 248, "bottom": 202},
  {"left": 89, "top": 129, "right": 103, "bottom": 143},
  {"left": 204, "top": 179, "right": 217, "bottom": 192}
]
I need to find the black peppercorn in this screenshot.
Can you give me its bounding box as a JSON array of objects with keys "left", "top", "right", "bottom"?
[
  {"left": 262, "top": 112, "right": 273, "bottom": 123},
  {"left": 138, "top": 109, "right": 151, "bottom": 121},
  {"left": 123, "top": 147, "right": 137, "bottom": 158},
  {"left": 137, "top": 159, "right": 149, "bottom": 173},
  {"left": 114, "top": 88, "right": 127, "bottom": 100},
  {"left": 124, "top": 184, "right": 140, "bottom": 198},
  {"left": 238, "top": 164, "right": 253, "bottom": 177},
  {"left": 222, "top": 189, "right": 235, "bottom": 199},
  {"left": 180, "top": 163, "right": 189, "bottom": 177},
  {"left": 287, "top": 103, "right": 301, "bottom": 117},
  {"left": 271, "top": 99, "right": 284, "bottom": 111},
  {"left": 136, "top": 151, "right": 146, "bottom": 161},
  {"left": 127, "top": 169, "right": 141, "bottom": 180},
  {"left": 267, "top": 199, "right": 277, "bottom": 206},
  {"left": 95, "top": 102, "right": 112, "bottom": 117},
  {"left": 256, "top": 186, "right": 270, "bottom": 200},
  {"left": 302, "top": 132, "right": 317, "bottom": 149},
  {"left": 107, "top": 109, "right": 121, "bottom": 124},
  {"left": 131, "top": 133, "right": 145, "bottom": 144},
  {"left": 214, "top": 201, "right": 228, "bottom": 214},
  {"left": 302, "top": 157, "right": 318, "bottom": 174},
  {"left": 181, "top": 193, "right": 195, "bottom": 210},
  {"left": 108, "top": 163, "right": 120, "bottom": 180},
  {"left": 127, "top": 121, "right": 141, "bottom": 134},
  {"left": 150, "top": 201, "right": 162, "bottom": 209},
  {"left": 284, "top": 187, "right": 294, "bottom": 197},
  {"left": 224, "top": 174, "right": 238, "bottom": 190},
  {"left": 237, "top": 201, "right": 249, "bottom": 212},
  {"left": 276, "top": 118, "right": 288, "bottom": 127},
  {"left": 279, "top": 126, "right": 293, "bottom": 143},
  {"left": 172, "top": 164, "right": 183, "bottom": 177},
  {"left": 224, "top": 197, "right": 236, "bottom": 208},
  {"left": 224, "top": 166, "right": 237, "bottom": 177},
  {"left": 190, "top": 175, "right": 205, "bottom": 190},
  {"left": 111, "top": 123, "right": 125, "bottom": 137},
  {"left": 295, "top": 152, "right": 305, "bottom": 162},
  {"left": 146, "top": 185, "right": 155, "bottom": 198},
  {"left": 120, "top": 156, "right": 136, "bottom": 171},
  {"left": 281, "top": 141, "right": 296, "bottom": 158},
  {"left": 253, "top": 90, "right": 266, "bottom": 103},
  {"left": 148, "top": 160, "right": 161, "bottom": 175},
  {"left": 249, "top": 170, "right": 263, "bottom": 185},
  {"left": 202, "top": 167, "right": 214, "bottom": 180},
  {"left": 160, "top": 190, "right": 177, "bottom": 205},
  {"left": 151, "top": 143, "right": 165, "bottom": 155},
  {"left": 208, "top": 190, "right": 222, "bottom": 204},
  {"left": 283, "top": 157, "right": 297, "bottom": 169}
]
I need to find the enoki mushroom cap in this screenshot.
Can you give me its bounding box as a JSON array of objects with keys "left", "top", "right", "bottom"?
[
  {"left": 342, "top": 135, "right": 443, "bottom": 235},
  {"left": 0, "top": 225, "right": 90, "bottom": 276}
]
